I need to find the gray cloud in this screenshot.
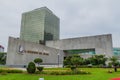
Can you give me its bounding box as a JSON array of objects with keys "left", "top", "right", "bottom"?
[{"left": 0, "top": 0, "right": 120, "bottom": 51}]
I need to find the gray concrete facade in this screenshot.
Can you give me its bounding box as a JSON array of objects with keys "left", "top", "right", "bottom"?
[
  {"left": 46, "top": 34, "right": 113, "bottom": 58},
  {"left": 6, "top": 34, "right": 113, "bottom": 67},
  {"left": 6, "top": 37, "right": 63, "bottom": 67}
]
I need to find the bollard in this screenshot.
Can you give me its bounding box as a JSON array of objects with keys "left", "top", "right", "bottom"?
[{"left": 39, "top": 78, "right": 44, "bottom": 80}]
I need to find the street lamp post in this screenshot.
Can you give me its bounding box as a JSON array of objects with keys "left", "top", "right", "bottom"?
[{"left": 57, "top": 53, "right": 60, "bottom": 67}]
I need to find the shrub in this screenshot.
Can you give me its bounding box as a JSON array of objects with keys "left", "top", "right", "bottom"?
[
  {"left": 64, "top": 65, "right": 71, "bottom": 68},
  {"left": 27, "top": 62, "right": 36, "bottom": 73},
  {"left": 7, "top": 70, "right": 22, "bottom": 73},
  {"left": 50, "top": 71, "right": 61, "bottom": 75},
  {"left": 6, "top": 69, "right": 23, "bottom": 73},
  {"left": 37, "top": 67, "right": 43, "bottom": 72},
  {"left": 0, "top": 72, "right": 7, "bottom": 75},
  {"left": 0, "top": 69, "right": 4, "bottom": 73},
  {"left": 108, "top": 70, "right": 113, "bottom": 73},
  {"left": 47, "top": 69, "right": 91, "bottom": 75},
  {"left": 35, "top": 71, "right": 47, "bottom": 74},
  {"left": 0, "top": 69, "right": 23, "bottom": 73},
  {"left": 71, "top": 66, "right": 76, "bottom": 71}
]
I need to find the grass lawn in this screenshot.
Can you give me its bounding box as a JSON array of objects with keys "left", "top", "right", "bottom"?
[{"left": 0, "top": 68, "right": 120, "bottom": 80}]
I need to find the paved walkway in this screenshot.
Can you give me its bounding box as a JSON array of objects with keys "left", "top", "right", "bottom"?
[{"left": 11, "top": 68, "right": 26, "bottom": 71}]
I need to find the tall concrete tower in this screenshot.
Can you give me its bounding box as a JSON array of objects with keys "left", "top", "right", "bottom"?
[{"left": 20, "top": 7, "right": 60, "bottom": 44}]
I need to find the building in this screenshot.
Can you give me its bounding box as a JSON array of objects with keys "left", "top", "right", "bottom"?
[
  {"left": 6, "top": 37, "right": 64, "bottom": 67},
  {"left": 6, "top": 34, "right": 113, "bottom": 67},
  {"left": 46, "top": 34, "right": 113, "bottom": 58},
  {"left": 113, "top": 48, "right": 120, "bottom": 56},
  {"left": 6, "top": 7, "right": 114, "bottom": 67},
  {"left": 20, "top": 7, "right": 60, "bottom": 44},
  {"left": 113, "top": 48, "right": 120, "bottom": 59},
  {"left": 0, "top": 45, "right": 4, "bottom": 52}
]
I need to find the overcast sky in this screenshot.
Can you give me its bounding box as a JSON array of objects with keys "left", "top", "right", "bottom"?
[{"left": 0, "top": 0, "right": 120, "bottom": 51}]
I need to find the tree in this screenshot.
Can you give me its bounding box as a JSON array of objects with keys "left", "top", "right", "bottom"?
[
  {"left": 34, "top": 58, "right": 44, "bottom": 72},
  {"left": 86, "top": 55, "right": 107, "bottom": 65},
  {"left": 0, "top": 52, "right": 6, "bottom": 65},
  {"left": 96, "top": 55, "right": 107, "bottom": 65},
  {"left": 63, "top": 56, "right": 72, "bottom": 66},
  {"left": 110, "top": 56, "right": 118, "bottom": 65},
  {"left": 64, "top": 54, "right": 83, "bottom": 71},
  {"left": 34, "top": 58, "right": 42, "bottom": 66},
  {"left": 109, "top": 56, "right": 119, "bottom": 72},
  {"left": 71, "top": 54, "right": 83, "bottom": 67}
]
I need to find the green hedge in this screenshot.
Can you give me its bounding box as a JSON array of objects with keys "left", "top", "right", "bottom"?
[
  {"left": 0, "top": 69, "right": 23, "bottom": 73},
  {"left": 65, "top": 65, "right": 107, "bottom": 68},
  {"left": 35, "top": 70, "right": 90, "bottom": 75},
  {"left": 48, "top": 70, "right": 90, "bottom": 75}
]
